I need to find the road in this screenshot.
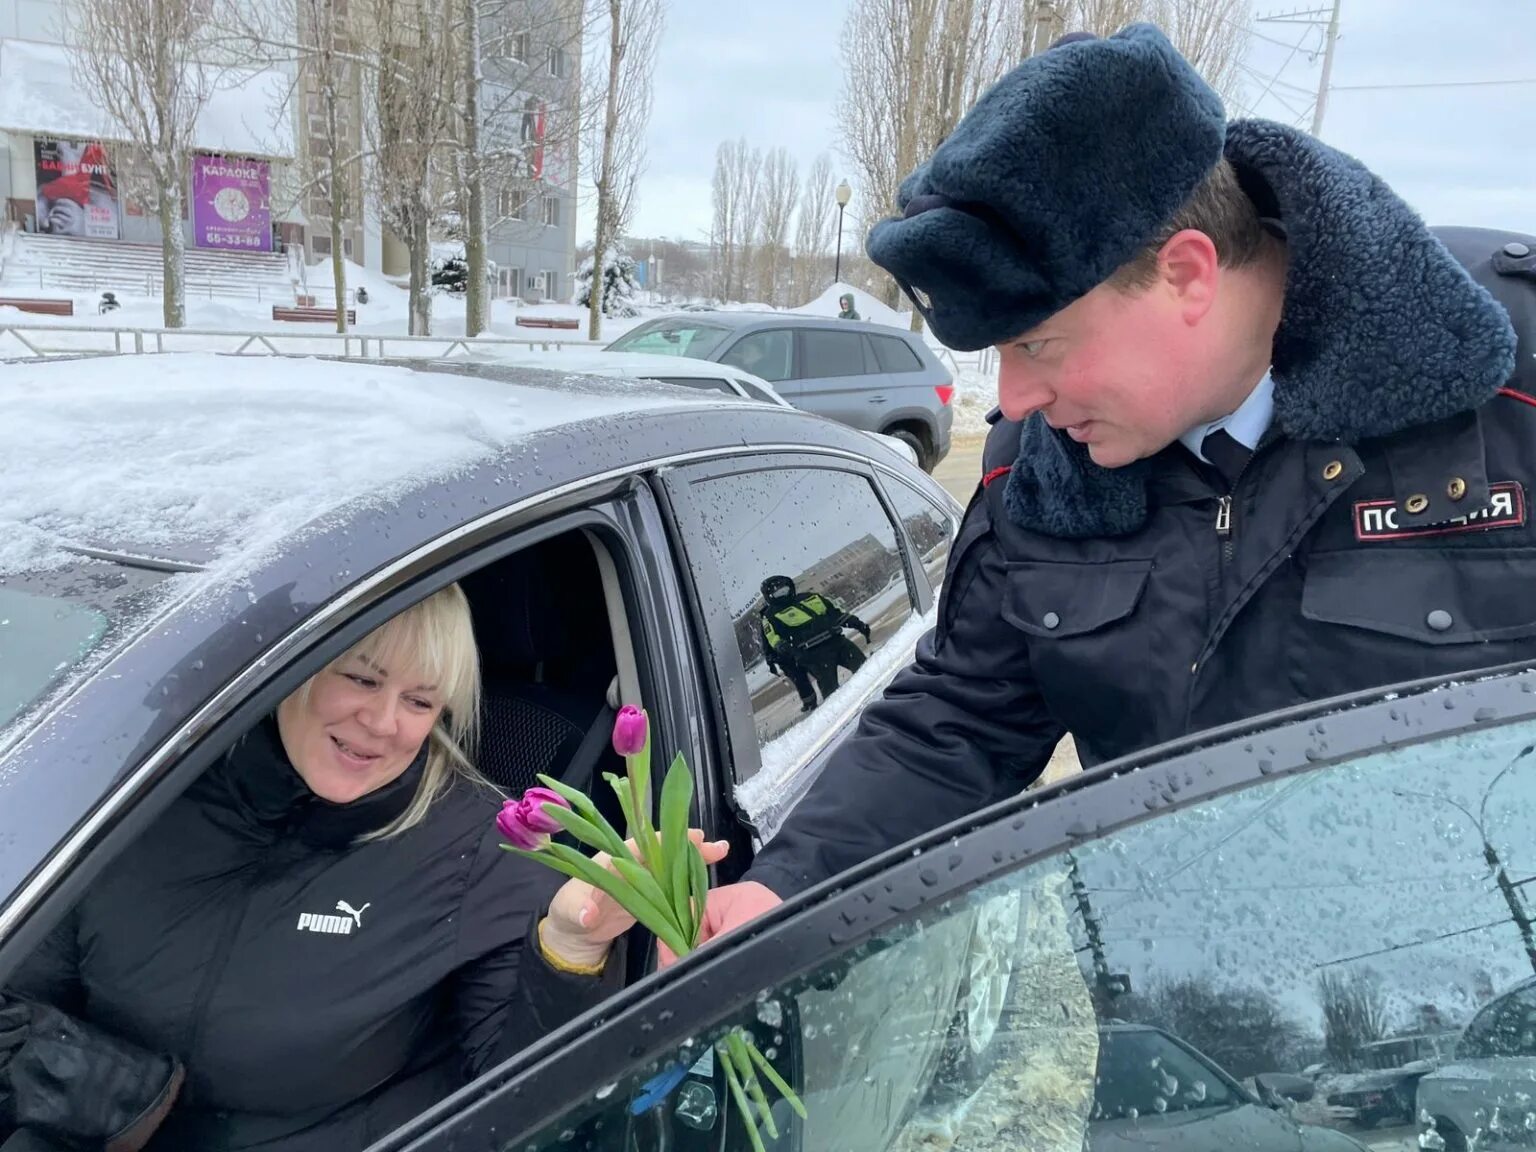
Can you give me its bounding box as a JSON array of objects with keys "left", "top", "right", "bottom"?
[{"left": 931, "top": 436, "right": 1083, "bottom": 787}]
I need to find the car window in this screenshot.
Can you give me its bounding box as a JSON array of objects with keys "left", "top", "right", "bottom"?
[
  {"left": 734, "top": 378, "right": 785, "bottom": 406},
  {"left": 868, "top": 333, "right": 924, "bottom": 374},
  {"left": 799, "top": 329, "right": 869, "bottom": 379},
  {"left": 0, "top": 561, "right": 174, "bottom": 731},
  {"left": 719, "top": 331, "right": 794, "bottom": 384},
  {"left": 649, "top": 375, "right": 736, "bottom": 395},
  {"left": 503, "top": 707, "right": 1536, "bottom": 1152},
  {"left": 677, "top": 466, "right": 914, "bottom": 775},
  {"left": 883, "top": 480, "right": 956, "bottom": 592},
  {"left": 607, "top": 320, "right": 732, "bottom": 359}
]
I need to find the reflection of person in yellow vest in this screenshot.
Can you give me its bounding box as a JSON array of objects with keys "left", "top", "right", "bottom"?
[{"left": 758, "top": 575, "right": 872, "bottom": 713}]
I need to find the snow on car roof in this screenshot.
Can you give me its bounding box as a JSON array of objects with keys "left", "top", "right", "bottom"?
[{"left": 0, "top": 353, "right": 714, "bottom": 578}]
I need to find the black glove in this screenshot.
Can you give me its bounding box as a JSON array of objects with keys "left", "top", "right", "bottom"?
[
  {"left": 859, "top": 626, "right": 872, "bottom": 643},
  {"left": 1, "top": 995, "right": 184, "bottom": 1152},
  {"left": 765, "top": 657, "right": 779, "bottom": 675}
]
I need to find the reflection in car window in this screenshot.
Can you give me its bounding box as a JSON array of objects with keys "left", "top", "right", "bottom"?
[
  {"left": 800, "top": 330, "right": 868, "bottom": 379},
  {"left": 508, "top": 714, "right": 1536, "bottom": 1152},
  {"left": 683, "top": 467, "right": 912, "bottom": 772},
  {"left": 719, "top": 331, "right": 794, "bottom": 383},
  {"left": 606, "top": 320, "right": 731, "bottom": 359},
  {"left": 883, "top": 481, "right": 955, "bottom": 592}
]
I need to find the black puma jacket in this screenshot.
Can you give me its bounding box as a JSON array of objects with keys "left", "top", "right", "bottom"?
[
  {"left": 1, "top": 717, "right": 621, "bottom": 1151},
  {"left": 747, "top": 119, "right": 1536, "bottom": 900}
]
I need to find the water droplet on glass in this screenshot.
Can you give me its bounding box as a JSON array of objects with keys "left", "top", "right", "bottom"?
[{"left": 918, "top": 868, "right": 939, "bottom": 887}]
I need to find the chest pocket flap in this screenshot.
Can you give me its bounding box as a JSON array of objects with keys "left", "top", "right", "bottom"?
[
  {"left": 1302, "top": 549, "right": 1536, "bottom": 644},
  {"left": 1002, "top": 559, "right": 1152, "bottom": 639}
]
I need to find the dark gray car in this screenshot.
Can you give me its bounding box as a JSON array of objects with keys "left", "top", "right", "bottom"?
[{"left": 605, "top": 312, "right": 956, "bottom": 471}]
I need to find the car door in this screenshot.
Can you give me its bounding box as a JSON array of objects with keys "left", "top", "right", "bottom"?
[
  {"left": 379, "top": 659, "right": 1536, "bottom": 1152},
  {"left": 789, "top": 327, "right": 887, "bottom": 432}
]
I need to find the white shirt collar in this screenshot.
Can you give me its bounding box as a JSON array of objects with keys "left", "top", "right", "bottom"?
[{"left": 1179, "top": 370, "right": 1275, "bottom": 463}]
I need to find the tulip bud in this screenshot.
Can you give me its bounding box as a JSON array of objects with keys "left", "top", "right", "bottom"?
[
  {"left": 497, "top": 787, "right": 570, "bottom": 851},
  {"left": 612, "top": 705, "right": 649, "bottom": 758}
]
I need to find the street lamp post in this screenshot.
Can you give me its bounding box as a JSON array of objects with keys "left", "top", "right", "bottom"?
[{"left": 834, "top": 179, "right": 852, "bottom": 284}]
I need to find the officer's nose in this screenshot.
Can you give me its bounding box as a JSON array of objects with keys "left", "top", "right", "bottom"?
[{"left": 997, "top": 350, "right": 1054, "bottom": 422}]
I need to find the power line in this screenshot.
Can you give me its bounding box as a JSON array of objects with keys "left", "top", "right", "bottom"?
[
  {"left": 1330, "top": 77, "right": 1536, "bottom": 92},
  {"left": 1317, "top": 917, "right": 1508, "bottom": 969}
]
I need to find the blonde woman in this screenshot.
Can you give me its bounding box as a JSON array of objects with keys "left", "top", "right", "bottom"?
[{"left": 1, "top": 583, "right": 726, "bottom": 1152}]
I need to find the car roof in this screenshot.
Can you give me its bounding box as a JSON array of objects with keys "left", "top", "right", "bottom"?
[
  {"left": 482, "top": 347, "right": 759, "bottom": 382},
  {"left": 0, "top": 352, "right": 749, "bottom": 574},
  {"left": 632, "top": 310, "right": 919, "bottom": 337}
]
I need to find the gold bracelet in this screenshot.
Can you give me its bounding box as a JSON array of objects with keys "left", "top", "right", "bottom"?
[{"left": 537, "top": 917, "right": 608, "bottom": 977}]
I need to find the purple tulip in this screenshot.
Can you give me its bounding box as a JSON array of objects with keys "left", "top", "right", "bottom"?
[
  {"left": 497, "top": 787, "right": 570, "bottom": 851},
  {"left": 612, "top": 705, "right": 648, "bottom": 757}
]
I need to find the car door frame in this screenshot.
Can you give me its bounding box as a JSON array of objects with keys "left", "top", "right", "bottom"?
[
  {"left": 373, "top": 657, "right": 1536, "bottom": 1152},
  {"left": 791, "top": 325, "right": 888, "bottom": 429},
  {"left": 648, "top": 448, "right": 941, "bottom": 844},
  {"left": 715, "top": 327, "right": 801, "bottom": 395},
  {"left": 0, "top": 475, "right": 717, "bottom": 979}
]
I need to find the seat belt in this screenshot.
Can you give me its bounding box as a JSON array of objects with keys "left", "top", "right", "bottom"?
[{"left": 559, "top": 700, "right": 618, "bottom": 792}]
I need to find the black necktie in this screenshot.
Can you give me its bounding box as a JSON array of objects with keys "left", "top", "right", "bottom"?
[{"left": 1200, "top": 428, "right": 1252, "bottom": 489}]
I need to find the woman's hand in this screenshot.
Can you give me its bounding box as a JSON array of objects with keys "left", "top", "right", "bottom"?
[{"left": 539, "top": 829, "right": 730, "bottom": 972}]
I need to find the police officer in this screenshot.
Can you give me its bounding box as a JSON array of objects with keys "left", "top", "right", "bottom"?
[
  {"left": 686, "top": 23, "right": 1536, "bottom": 944},
  {"left": 758, "top": 575, "right": 872, "bottom": 712}
]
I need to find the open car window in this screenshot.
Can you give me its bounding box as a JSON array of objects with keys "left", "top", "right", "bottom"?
[{"left": 393, "top": 666, "right": 1536, "bottom": 1152}]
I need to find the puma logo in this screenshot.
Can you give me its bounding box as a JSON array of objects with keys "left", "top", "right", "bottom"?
[{"left": 296, "top": 901, "right": 371, "bottom": 935}]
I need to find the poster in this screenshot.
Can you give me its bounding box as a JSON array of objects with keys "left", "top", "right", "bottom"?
[
  {"left": 34, "top": 137, "right": 120, "bottom": 239},
  {"left": 191, "top": 154, "right": 271, "bottom": 252}
]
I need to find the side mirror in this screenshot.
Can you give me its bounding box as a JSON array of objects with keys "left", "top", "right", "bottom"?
[{"left": 1253, "top": 1072, "right": 1314, "bottom": 1107}]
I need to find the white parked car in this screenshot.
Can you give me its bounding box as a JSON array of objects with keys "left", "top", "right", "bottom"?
[{"left": 480, "top": 347, "right": 923, "bottom": 467}]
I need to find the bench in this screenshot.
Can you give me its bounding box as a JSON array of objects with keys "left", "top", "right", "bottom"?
[
  {"left": 273, "top": 305, "right": 357, "bottom": 324},
  {"left": 514, "top": 316, "right": 581, "bottom": 330},
  {"left": 0, "top": 297, "right": 74, "bottom": 317}
]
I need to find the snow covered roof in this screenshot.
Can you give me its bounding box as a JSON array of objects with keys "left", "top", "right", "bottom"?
[
  {"left": 0, "top": 39, "right": 295, "bottom": 159},
  {"left": 0, "top": 353, "right": 715, "bottom": 578}
]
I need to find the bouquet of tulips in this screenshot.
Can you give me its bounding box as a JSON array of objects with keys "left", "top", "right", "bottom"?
[{"left": 497, "top": 704, "right": 805, "bottom": 1150}]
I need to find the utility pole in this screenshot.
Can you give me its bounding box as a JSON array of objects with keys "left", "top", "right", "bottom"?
[
  {"left": 1311, "top": 0, "right": 1342, "bottom": 136},
  {"left": 1488, "top": 844, "right": 1536, "bottom": 977},
  {"left": 1067, "top": 852, "right": 1129, "bottom": 1005},
  {"left": 1256, "top": 4, "right": 1342, "bottom": 135}
]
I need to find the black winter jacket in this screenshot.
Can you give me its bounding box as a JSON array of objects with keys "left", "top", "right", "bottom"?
[
  {"left": 747, "top": 122, "right": 1536, "bottom": 900},
  {"left": 2, "top": 718, "right": 621, "bottom": 1151}
]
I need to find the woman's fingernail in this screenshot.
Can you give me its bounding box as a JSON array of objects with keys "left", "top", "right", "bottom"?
[{"left": 578, "top": 907, "right": 592, "bottom": 927}]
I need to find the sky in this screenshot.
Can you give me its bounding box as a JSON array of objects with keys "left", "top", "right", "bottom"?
[{"left": 583, "top": 0, "right": 1536, "bottom": 248}]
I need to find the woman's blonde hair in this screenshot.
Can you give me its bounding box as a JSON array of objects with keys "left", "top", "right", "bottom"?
[{"left": 296, "top": 581, "right": 487, "bottom": 840}]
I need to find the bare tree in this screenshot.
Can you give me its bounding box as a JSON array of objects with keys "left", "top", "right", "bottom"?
[
  {"left": 218, "top": 0, "right": 365, "bottom": 332},
  {"left": 710, "top": 139, "right": 747, "bottom": 302},
  {"left": 791, "top": 152, "right": 836, "bottom": 304},
  {"left": 1057, "top": 0, "right": 1251, "bottom": 99},
  {"left": 584, "top": 0, "right": 663, "bottom": 340},
  {"left": 66, "top": 0, "right": 219, "bottom": 328},
  {"left": 1319, "top": 970, "right": 1389, "bottom": 1069},
  {"left": 754, "top": 147, "right": 798, "bottom": 306},
  {"left": 1120, "top": 976, "right": 1309, "bottom": 1080},
  {"left": 362, "top": 0, "right": 459, "bottom": 335},
  {"left": 733, "top": 144, "right": 765, "bottom": 302}
]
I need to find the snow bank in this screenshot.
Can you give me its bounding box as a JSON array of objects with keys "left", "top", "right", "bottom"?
[
  {"left": 794, "top": 281, "right": 911, "bottom": 330},
  {"left": 0, "top": 40, "right": 294, "bottom": 158},
  {"left": 735, "top": 607, "right": 936, "bottom": 840},
  {"left": 0, "top": 353, "right": 672, "bottom": 579}
]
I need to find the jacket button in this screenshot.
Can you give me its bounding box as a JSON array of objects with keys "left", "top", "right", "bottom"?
[
  {"left": 1405, "top": 494, "right": 1430, "bottom": 514},
  {"left": 1322, "top": 461, "right": 1344, "bottom": 481},
  {"left": 1505, "top": 241, "right": 1532, "bottom": 258},
  {"left": 1447, "top": 477, "right": 1468, "bottom": 500},
  {"left": 1427, "top": 610, "right": 1454, "bottom": 632},
  {"left": 1042, "top": 611, "right": 1061, "bottom": 630}
]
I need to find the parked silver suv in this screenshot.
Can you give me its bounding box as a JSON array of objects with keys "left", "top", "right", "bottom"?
[{"left": 606, "top": 311, "right": 956, "bottom": 471}]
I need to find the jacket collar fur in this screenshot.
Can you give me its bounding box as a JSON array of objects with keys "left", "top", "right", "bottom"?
[{"left": 1003, "top": 119, "right": 1520, "bottom": 540}]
